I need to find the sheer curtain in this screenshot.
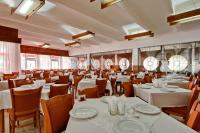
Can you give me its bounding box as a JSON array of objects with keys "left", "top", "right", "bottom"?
[
  {"left": 38, "top": 55, "right": 51, "bottom": 69},
  {"left": 0, "top": 41, "right": 20, "bottom": 73}
]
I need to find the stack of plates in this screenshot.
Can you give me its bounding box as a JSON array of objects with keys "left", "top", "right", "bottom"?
[{"left": 70, "top": 107, "right": 98, "bottom": 119}]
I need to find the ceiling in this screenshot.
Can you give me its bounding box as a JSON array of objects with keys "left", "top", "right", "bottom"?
[{"left": 0, "top": 0, "right": 199, "bottom": 55}]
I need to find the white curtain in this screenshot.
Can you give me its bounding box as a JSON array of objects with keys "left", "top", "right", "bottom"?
[
  {"left": 38, "top": 55, "right": 51, "bottom": 69},
  {"left": 0, "top": 41, "right": 20, "bottom": 73}
]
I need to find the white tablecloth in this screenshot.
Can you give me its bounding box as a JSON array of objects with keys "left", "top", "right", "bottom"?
[
  {"left": 0, "top": 81, "right": 8, "bottom": 91},
  {"left": 133, "top": 84, "right": 191, "bottom": 108},
  {"left": 51, "top": 75, "right": 74, "bottom": 83},
  {"left": 77, "top": 79, "right": 112, "bottom": 95},
  {"left": 109, "top": 75, "right": 130, "bottom": 82},
  {"left": 0, "top": 84, "right": 50, "bottom": 110},
  {"left": 66, "top": 97, "right": 197, "bottom": 133}
]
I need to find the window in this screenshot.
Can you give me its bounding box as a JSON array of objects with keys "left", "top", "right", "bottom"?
[
  {"left": 104, "top": 59, "right": 113, "bottom": 69},
  {"left": 143, "top": 56, "right": 159, "bottom": 71},
  {"left": 21, "top": 53, "right": 37, "bottom": 70},
  {"left": 91, "top": 59, "right": 100, "bottom": 69},
  {"left": 168, "top": 55, "right": 188, "bottom": 72},
  {"left": 50, "top": 56, "right": 60, "bottom": 69},
  {"left": 119, "top": 58, "right": 130, "bottom": 70}
]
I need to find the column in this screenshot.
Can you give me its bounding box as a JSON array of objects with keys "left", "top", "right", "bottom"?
[
  {"left": 132, "top": 48, "right": 139, "bottom": 72},
  {"left": 191, "top": 43, "right": 195, "bottom": 74},
  {"left": 115, "top": 54, "right": 118, "bottom": 65},
  {"left": 86, "top": 54, "right": 91, "bottom": 70}
]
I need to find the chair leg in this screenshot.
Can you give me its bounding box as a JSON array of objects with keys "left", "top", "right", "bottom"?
[
  {"left": 36, "top": 111, "right": 41, "bottom": 133},
  {"left": 9, "top": 119, "right": 15, "bottom": 133}
]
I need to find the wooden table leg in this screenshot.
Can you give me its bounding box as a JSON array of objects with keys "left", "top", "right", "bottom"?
[{"left": 0, "top": 109, "right": 4, "bottom": 133}]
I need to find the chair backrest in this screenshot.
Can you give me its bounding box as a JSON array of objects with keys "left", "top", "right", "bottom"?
[
  {"left": 8, "top": 79, "right": 15, "bottom": 89},
  {"left": 78, "top": 86, "right": 99, "bottom": 98},
  {"left": 33, "top": 73, "right": 41, "bottom": 79},
  {"left": 10, "top": 87, "right": 42, "bottom": 117},
  {"left": 143, "top": 75, "right": 152, "bottom": 83},
  {"left": 187, "top": 100, "right": 200, "bottom": 131},
  {"left": 188, "top": 81, "right": 195, "bottom": 90},
  {"left": 3, "top": 74, "right": 16, "bottom": 80},
  {"left": 43, "top": 72, "right": 50, "bottom": 79},
  {"left": 96, "top": 79, "right": 107, "bottom": 97},
  {"left": 41, "top": 94, "right": 74, "bottom": 133},
  {"left": 122, "top": 82, "right": 134, "bottom": 97},
  {"left": 74, "top": 75, "right": 83, "bottom": 89},
  {"left": 49, "top": 84, "right": 69, "bottom": 98},
  {"left": 187, "top": 87, "right": 200, "bottom": 113},
  {"left": 14, "top": 79, "right": 33, "bottom": 87},
  {"left": 110, "top": 77, "right": 116, "bottom": 94},
  {"left": 58, "top": 75, "right": 69, "bottom": 84}
]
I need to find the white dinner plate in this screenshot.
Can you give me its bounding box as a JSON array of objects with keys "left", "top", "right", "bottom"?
[
  {"left": 134, "top": 104, "right": 161, "bottom": 115},
  {"left": 145, "top": 83, "right": 153, "bottom": 86},
  {"left": 167, "top": 85, "right": 179, "bottom": 88},
  {"left": 70, "top": 107, "right": 98, "bottom": 119},
  {"left": 113, "top": 119, "right": 149, "bottom": 133},
  {"left": 140, "top": 85, "right": 152, "bottom": 89}
]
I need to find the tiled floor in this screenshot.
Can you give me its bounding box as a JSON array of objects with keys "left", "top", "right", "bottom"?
[{"left": 4, "top": 112, "right": 43, "bottom": 133}]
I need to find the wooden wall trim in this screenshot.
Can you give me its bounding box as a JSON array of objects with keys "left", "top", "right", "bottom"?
[
  {"left": 0, "top": 25, "right": 21, "bottom": 43},
  {"left": 20, "top": 45, "right": 69, "bottom": 57}
]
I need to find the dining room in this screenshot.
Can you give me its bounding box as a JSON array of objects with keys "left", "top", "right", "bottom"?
[{"left": 0, "top": 0, "right": 200, "bottom": 133}]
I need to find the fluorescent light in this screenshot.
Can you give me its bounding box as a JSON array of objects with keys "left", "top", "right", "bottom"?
[
  {"left": 167, "top": 9, "right": 200, "bottom": 25},
  {"left": 101, "top": 0, "right": 122, "bottom": 9},
  {"left": 72, "top": 31, "right": 95, "bottom": 40},
  {"left": 11, "top": 0, "right": 45, "bottom": 19},
  {"left": 65, "top": 41, "right": 81, "bottom": 47},
  {"left": 18, "top": 0, "right": 34, "bottom": 15},
  {"left": 124, "top": 31, "right": 154, "bottom": 41},
  {"left": 42, "top": 44, "right": 50, "bottom": 48}
]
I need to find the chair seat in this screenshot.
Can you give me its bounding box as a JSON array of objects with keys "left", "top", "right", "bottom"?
[{"left": 162, "top": 106, "right": 187, "bottom": 117}]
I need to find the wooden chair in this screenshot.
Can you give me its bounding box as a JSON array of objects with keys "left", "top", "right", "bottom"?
[
  {"left": 3, "top": 74, "right": 16, "bottom": 80},
  {"left": 96, "top": 79, "right": 107, "bottom": 97},
  {"left": 110, "top": 77, "right": 116, "bottom": 95},
  {"left": 73, "top": 75, "right": 83, "bottom": 89},
  {"left": 14, "top": 79, "right": 33, "bottom": 88},
  {"left": 43, "top": 72, "right": 50, "bottom": 79},
  {"left": 186, "top": 100, "right": 200, "bottom": 131},
  {"left": 8, "top": 87, "right": 42, "bottom": 133},
  {"left": 8, "top": 79, "right": 15, "bottom": 89},
  {"left": 162, "top": 86, "right": 200, "bottom": 121},
  {"left": 49, "top": 84, "right": 69, "bottom": 98},
  {"left": 58, "top": 75, "right": 69, "bottom": 84},
  {"left": 78, "top": 86, "right": 99, "bottom": 98},
  {"left": 41, "top": 94, "right": 74, "bottom": 133},
  {"left": 143, "top": 75, "right": 152, "bottom": 83},
  {"left": 44, "top": 78, "right": 52, "bottom": 83},
  {"left": 32, "top": 73, "right": 41, "bottom": 80},
  {"left": 122, "top": 82, "right": 134, "bottom": 97}
]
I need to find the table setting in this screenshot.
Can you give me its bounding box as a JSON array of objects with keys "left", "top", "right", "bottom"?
[{"left": 66, "top": 96, "right": 197, "bottom": 133}]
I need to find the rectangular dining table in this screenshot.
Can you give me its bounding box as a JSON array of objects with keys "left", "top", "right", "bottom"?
[
  {"left": 66, "top": 97, "right": 197, "bottom": 133},
  {"left": 133, "top": 84, "right": 191, "bottom": 108}
]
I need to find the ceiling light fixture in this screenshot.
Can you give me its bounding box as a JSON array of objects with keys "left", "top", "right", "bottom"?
[
  {"left": 124, "top": 31, "right": 154, "bottom": 41},
  {"left": 167, "top": 9, "right": 200, "bottom": 25},
  {"left": 65, "top": 41, "right": 81, "bottom": 47},
  {"left": 11, "top": 0, "right": 45, "bottom": 19},
  {"left": 72, "top": 31, "right": 95, "bottom": 40},
  {"left": 101, "top": 0, "right": 122, "bottom": 9},
  {"left": 41, "top": 43, "right": 50, "bottom": 48}
]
